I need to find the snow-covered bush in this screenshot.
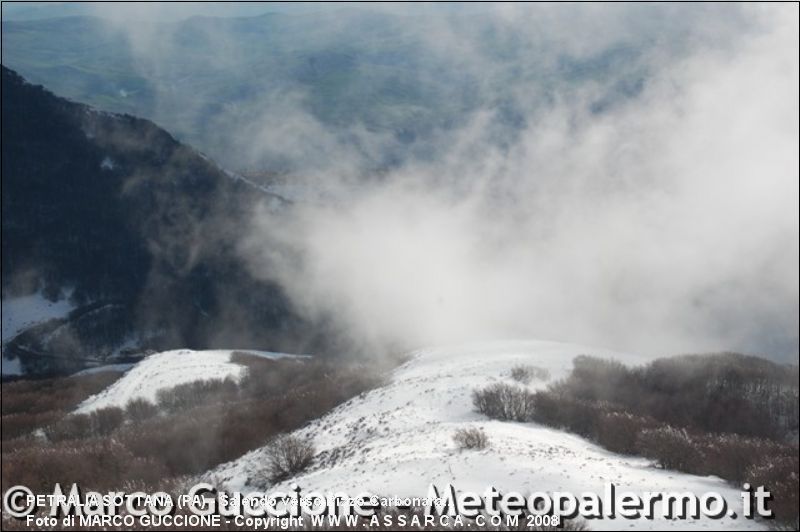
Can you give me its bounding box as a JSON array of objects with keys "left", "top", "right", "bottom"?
[
  {"left": 473, "top": 383, "right": 535, "bottom": 422},
  {"left": 265, "top": 434, "right": 316, "bottom": 482},
  {"left": 453, "top": 427, "right": 489, "bottom": 450}
]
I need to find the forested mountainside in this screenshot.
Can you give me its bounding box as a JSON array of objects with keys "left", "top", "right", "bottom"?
[{"left": 2, "top": 66, "right": 310, "bottom": 376}]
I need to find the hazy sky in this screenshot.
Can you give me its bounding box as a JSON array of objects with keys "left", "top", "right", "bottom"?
[{"left": 1, "top": 2, "right": 479, "bottom": 20}]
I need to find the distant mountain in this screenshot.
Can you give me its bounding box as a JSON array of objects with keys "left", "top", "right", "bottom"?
[{"left": 1, "top": 66, "right": 310, "bottom": 376}]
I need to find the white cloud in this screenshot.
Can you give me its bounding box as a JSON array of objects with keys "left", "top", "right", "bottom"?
[{"left": 240, "top": 5, "right": 799, "bottom": 359}]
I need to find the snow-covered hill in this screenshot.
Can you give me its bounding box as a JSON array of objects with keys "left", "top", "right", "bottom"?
[
  {"left": 76, "top": 349, "right": 300, "bottom": 413},
  {"left": 209, "top": 340, "right": 765, "bottom": 530}
]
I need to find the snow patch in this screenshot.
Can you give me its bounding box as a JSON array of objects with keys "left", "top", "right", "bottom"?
[
  {"left": 1, "top": 291, "right": 75, "bottom": 343},
  {"left": 100, "top": 156, "right": 115, "bottom": 170},
  {"left": 1, "top": 356, "right": 24, "bottom": 377},
  {"left": 2, "top": 292, "right": 76, "bottom": 375}
]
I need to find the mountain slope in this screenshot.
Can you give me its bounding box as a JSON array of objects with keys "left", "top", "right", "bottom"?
[
  {"left": 1, "top": 66, "right": 308, "bottom": 376},
  {"left": 209, "top": 340, "right": 765, "bottom": 530}
]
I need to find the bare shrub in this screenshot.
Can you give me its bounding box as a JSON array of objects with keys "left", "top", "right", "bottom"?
[
  {"left": 117, "top": 359, "right": 383, "bottom": 477},
  {"left": 89, "top": 406, "right": 125, "bottom": 436},
  {"left": 554, "top": 353, "right": 798, "bottom": 440},
  {"left": 595, "top": 410, "right": 657, "bottom": 454},
  {"left": 265, "top": 435, "right": 315, "bottom": 482},
  {"left": 510, "top": 365, "right": 533, "bottom": 384},
  {"left": 155, "top": 386, "right": 191, "bottom": 413},
  {"left": 635, "top": 426, "right": 703, "bottom": 471},
  {"left": 44, "top": 407, "right": 124, "bottom": 440},
  {"left": 1, "top": 372, "right": 122, "bottom": 417},
  {"left": 125, "top": 398, "right": 159, "bottom": 422},
  {"left": 4, "top": 356, "right": 385, "bottom": 497},
  {"left": 453, "top": 427, "right": 489, "bottom": 450},
  {"left": 529, "top": 392, "right": 598, "bottom": 437},
  {"left": 746, "top": 453, "right": 799, "bottom": 525},
  {"left": 2, "top": 371, "right": 123, "bottom": 441},
  {"left": 510, "top": 364, "right": 550, "bottom": 384},
  {"left": 44, "top": 413, "right": 92, "bottom": 441},
  {"left": 496, "top": 352, "right": 798, "bottom": 525},
  {"left": 2, "top": 411, "right": 61, "bottom": 440},
  {"left": 695, "top": 433, "right": 775, "bottom": 481},
  {"left": 118, "top": 413, "right": 218, "bottom": 475},
  {"left": 157, "top": 377, "right": 239, "bottom": 413},
  {"left": 473, "top": 383, "right": 535, "bottom": 422},
  {"left": 1, "top": 438, "right": 168, "bottom": 493}
]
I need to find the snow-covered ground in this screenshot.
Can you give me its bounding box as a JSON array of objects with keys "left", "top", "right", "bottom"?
[
  {"left": 209, "top": 340, "right": 765, "bottom": 530},
  {"left": 76, "top": 349, "right": 299, "bottom": 412},
  {"left": 1, "top": 292, "right": 76, "bottom": 375}
]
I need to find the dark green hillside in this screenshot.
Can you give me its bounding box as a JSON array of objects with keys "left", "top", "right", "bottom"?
[{"left": 2, "top": 67, "right": 308, "bottom": 375}]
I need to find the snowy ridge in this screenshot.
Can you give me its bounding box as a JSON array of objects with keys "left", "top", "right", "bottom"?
[
  {"left": 209, "top": 340, "right": 765, "bottom": 531},
  {"left": 75, "top": 349, "right": 299, "bottom": 413}
]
